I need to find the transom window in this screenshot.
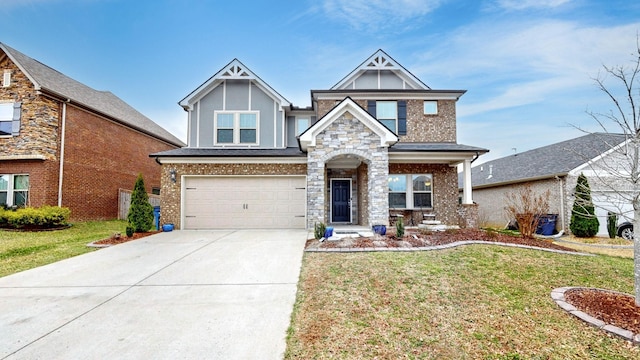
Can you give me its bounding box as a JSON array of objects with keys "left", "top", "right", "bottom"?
[
  {"left": 387, "top": 174, "right": 433, "bottom": 209},
  {"left": 423, "top": 101, "right": 438, "bottom": 115},
  {"left": 214, "top": 111, "right": 258, "bottom": 145},
  {"left": 0, "top": 103, "right": 13, "bottom": 136},
  {"left": 376, "top": 101, "right": 397, "bottom": 133},
  {"left": 0, "top": 174, "right": 29, "bottom": 208}
]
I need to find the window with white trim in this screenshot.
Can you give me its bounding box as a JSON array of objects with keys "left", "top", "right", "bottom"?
[
  {"left": 423, "top": 101, "right": 438, "bottom": 115},
  {"left": 214, "top": 111, "right": 258, "bottom": 145},
  {"left": 296, "top": 118, "right": 309, "bottom": 136},
  {"left": 0, "top": 174, "right": 29, "bottom": 207},
  {"left": 387, "top": 174, "right": 433, "bottom": 209},
  {"left": 0, "top": 103, "right": 13, "bottom": 136},
  {"left": 376, "top": 101, "right": 397, "bottom": 133}
]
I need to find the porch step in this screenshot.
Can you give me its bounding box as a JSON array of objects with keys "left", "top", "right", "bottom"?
[
  {"left": 418, "top": 223, "right": 461, "bottom": 232},
  {"left": 422, "top": 220, "right": 442, "bottom": 225}
]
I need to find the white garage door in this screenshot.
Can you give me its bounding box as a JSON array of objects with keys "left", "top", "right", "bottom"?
[{"left": 183, "top": 176, "right": 307, "bottom": 229}]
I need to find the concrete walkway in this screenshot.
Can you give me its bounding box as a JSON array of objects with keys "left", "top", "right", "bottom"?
[{"left": 0, "top": 229, "right": 307, "bottom": 359}]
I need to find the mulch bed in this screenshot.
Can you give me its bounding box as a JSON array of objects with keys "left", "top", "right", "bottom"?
[
  {"left": 305, "top": 228, "right": 576, "bottom": 252},
  {"left": 93, "top": 231, "right": 159, "bottom": 245},
  {"left": 565, "top": 288, "right": 640, "bottom": 335}
]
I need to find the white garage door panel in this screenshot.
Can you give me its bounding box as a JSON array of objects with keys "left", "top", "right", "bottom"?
[{"left": 183, "top": 176, "right": 306, "bottom": 229}]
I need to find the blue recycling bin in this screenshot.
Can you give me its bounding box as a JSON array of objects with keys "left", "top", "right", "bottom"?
[
  {"left": 153, "top": 206, "right": 161, "bottom": 230},
  {"left": 536, "top": 214, "right": 557, "bottom": 235},
  {"left": 324, "top": 227, "right": 334, "bottom": 238}
]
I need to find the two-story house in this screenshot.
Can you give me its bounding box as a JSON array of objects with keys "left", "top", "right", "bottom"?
[
  {"left": 0, "top": 42, "right": 184, "bottom": 220},
  {"left": 152, "top": 50, "right": 488, "bottom": 230}
]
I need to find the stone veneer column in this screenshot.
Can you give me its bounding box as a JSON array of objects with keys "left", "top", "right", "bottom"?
[{"left": 306, "top": 112, "right": 390, "bottom": 228}]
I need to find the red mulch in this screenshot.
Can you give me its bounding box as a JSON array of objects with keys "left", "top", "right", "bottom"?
[
  {"left": 565, "top": 288, "right": 640, "bottom": 335},
  {"left": 93, "top": 231, "right": 159, "bottom": 245},
  {"left": 305, "top": 228, "right": 576, "bottom": 252}
]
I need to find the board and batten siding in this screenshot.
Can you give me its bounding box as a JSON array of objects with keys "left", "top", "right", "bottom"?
[{"left": 189, "top": 79, "right": 283, "bottom": 148}]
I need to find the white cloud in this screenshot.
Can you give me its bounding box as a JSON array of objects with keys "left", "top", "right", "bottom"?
[
  {"left": 321, "top": 0, "right": 444, "bottom": 30},
  {"left": 495, "top": 0, "right": 572, "bottom": 11}
]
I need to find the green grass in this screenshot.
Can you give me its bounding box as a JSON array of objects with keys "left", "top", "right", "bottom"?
[
  {"left": 0, "top": 220, "right": 127, "bottom": 277},
  {"left": 286, "top": 246, "right": 639, "bottom": 359}
]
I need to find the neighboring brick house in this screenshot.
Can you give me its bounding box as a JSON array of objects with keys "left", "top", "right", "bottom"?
[
  {"left": 152, "top": 50, "right": 488, "bottom": 230},
  {"left": 0, "top": 42, "right": 184, "bottom": 220},
  {"left": 462, "top": 132, "right": 629, "bottom": 236}
]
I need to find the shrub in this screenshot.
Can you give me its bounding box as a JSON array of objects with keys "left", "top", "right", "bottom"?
[
  {"left": 396, "top": 217, "right": 405, "bottom": 238},
  {"left": 127, "top": 174, "right": 154, "bottom": 233},
  {"left": 126, "top": 226, "right": 134, "bottom": 237},
  {"left": 314, "top": 222, "right": 326, "bottom": 240},
  {"left": 607, "top": 212, "right": 618, "bottom": 239},
  {"left": 570, "top": 173, "right": 600, "bottom": 237},
  {"left": 504, "top": 184, "right": 550, "bottom": 238},
  {"left": 0, "top": 206, "right": 70, "bottom": 229}
]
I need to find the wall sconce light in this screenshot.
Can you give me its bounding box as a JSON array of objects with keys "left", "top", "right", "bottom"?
[{"left": 170, "top": 169, "right": 176, "bottom": 183}]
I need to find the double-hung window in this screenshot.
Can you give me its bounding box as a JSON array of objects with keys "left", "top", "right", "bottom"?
[
  {"left": 0, "top": 174, "right": 29, "bottom": 207},
  {"left": 214, "top": 111, "right": 258, "bottom": 145},
  {"left": 376, "top": 101, "right": 397, "bottom": 133},
  {"left": 0, "top": 103, "right": 14, "bottom": 136},
  {"left": 387, "top": 174, "right": 433, "bottom": 209}
]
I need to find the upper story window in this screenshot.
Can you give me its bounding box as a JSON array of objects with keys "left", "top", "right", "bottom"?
[
  {"left": 367, "top": 100, "right": 406, "bottom": 135},
  {"left": 0, "top": 103, "right": 14, "bottom": 136},
  {"left": 376, "top": 101, "right": 397, "bottom": 133},
  {"left": 214, "top": 111, "right": 258, "bottom": 145},
  {"left": 424, "top": 101, "right": 438, "bottom": 115},
  {"left": 296, "top": 118, "right": 309, "bottom": 136},
  {"left": 387, "top": 174, "right": 433, "bottom": 209},
  {"left": 0, "top": 174, "right": 29, "bottom": 208}
]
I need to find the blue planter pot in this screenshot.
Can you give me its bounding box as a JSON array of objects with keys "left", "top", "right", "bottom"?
[
  {"left": 162, "top": 224, "right": 174, "bottom": 232},
  {"left": 372, "top": 225, "right": 386, "bottom": 235}
]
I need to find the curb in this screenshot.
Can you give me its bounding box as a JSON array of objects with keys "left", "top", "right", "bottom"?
[
  {"left": 551, "top": 287, "right": 640, "bottom": 344},
  {"left": 554, "top": 237, "right": 633, "bottom": 249},
  {"left": 305, "top": 240, "right": 594, "bottom": 256}
]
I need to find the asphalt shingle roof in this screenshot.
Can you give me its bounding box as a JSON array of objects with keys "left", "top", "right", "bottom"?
[
  {"left": 467, "top": 132, "right": 627, "bottom": 188},
  {"left": 1, "top": 42, "right": 184, "bottom": 147}
]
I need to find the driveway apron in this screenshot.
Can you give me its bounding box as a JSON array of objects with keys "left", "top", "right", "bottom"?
[{"left": 0, "top": 229, "right": 307, "bottom": 359}]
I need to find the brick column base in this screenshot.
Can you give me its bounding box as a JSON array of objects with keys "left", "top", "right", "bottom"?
[{"left": 457, "top": 203, "right": 479, "bottom": 229}]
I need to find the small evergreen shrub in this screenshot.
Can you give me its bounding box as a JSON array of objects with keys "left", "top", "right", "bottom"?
[
  {"left": 570, "top": 173, "right": 600, "bottom": 237},
  {"left": 314, "top": 222, "right": 326, "bottom": 240},
  {"left": 396, "top": 217, "right": 405, "bottom": 238},
  {"left": 127, "top": 174, "right": 154, "bottom": 233},
  {"left": 607, "top": 212, "right": 618, "bottom": 239},
  {"left": 126, "top": 226, "right": 134, "bottom": 237}
]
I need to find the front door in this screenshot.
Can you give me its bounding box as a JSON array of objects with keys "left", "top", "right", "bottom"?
[{"left": 331, "top": 179, "right": 351, "bottom": 222}]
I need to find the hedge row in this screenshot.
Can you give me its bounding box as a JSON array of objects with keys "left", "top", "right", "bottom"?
[{"left": 0, "top": 206, "right": 71, "bottom": 229}]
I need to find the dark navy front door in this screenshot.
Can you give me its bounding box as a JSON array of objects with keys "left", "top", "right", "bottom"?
[{"left": 332, "top": 180, "right": 350, "bottom": 222}]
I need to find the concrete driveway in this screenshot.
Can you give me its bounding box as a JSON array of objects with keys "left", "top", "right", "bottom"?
[{"left": 0, "top": 229, "right": 307, "bottom": 359}]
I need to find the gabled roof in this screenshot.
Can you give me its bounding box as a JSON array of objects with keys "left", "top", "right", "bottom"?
[
  {"left": 179, "top": 58, "right": 290, "bottom": 109},
  {"left": 0, "top": 42, "right": 184, "bottom": 147},
  {"left": 331, "top": 49, "right": 430, "bottom": 91},
  {"left": 467, "top": 132, "right": 628, "bottom": 188},
  {"left": 298, "top": 97, "right": 398, "bottom": 151}
]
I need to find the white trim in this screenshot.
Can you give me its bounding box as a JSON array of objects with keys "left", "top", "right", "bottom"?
[
  {"left": 273, "top": 101, "right": 277, "bottom": 147},
  {"left": 195, "top": 100, "right": 200, "bottom": 147},
  {"left": 57, "top": 102, "right": 67, "bottom": 206},
  {"left": 222, "top": 81, "right": 226, "bottom": 111},
  {"left": 389, "top": 151, "right": 477, "bottom": 165},
  {"left": 313, "top": 92, "right": 464, "bottom": 101},
  {"left": 330, "top": 178, "right": 352, "bottom": 223},
  {"left": 156, "top": 156, "right": 308, "bottom": 164},
  {"left": 299, "top": 97, "right": 398, "bottom": 151}
]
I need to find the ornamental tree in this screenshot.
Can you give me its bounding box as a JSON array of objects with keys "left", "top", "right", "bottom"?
[{"left": 127, "top": 173, "right": 154, "bottom": 233}]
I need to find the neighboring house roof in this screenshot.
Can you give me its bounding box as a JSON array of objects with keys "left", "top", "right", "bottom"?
[
  {"left": 331, "top": 49, "right": 430, "bottom": 90},
  {"left": 0, "top": 42, "right": 184, "bottom": 147},
  {"left": 465, "top": 132, "right": 628, "bottom": 188},
  {"left": 178, "top": 58, "right": 290, "bottom": 109}
]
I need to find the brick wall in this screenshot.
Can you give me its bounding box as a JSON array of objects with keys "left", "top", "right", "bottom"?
[
  {"left": 316, "top": 99, "right": 457, "bottom": 143},
  {"left": 160, "top": 163, "right": 308, "bottom": 229},
  {"left": 388, "top": 163, "right": 459, "bottom": 226},
  {"left": 62, "top": 105, "right": 176, "bottom": 220}
]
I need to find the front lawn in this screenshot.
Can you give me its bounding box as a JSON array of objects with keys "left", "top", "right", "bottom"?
[
  {"left": 286, "top": 246, "right": 638, "bottom": 359},
  {"left": 0, "top": 220, "right": 127, "bottom": 277}
]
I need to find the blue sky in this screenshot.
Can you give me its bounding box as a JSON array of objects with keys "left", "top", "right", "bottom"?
[{"left": 2, "top": 0, "right": 639, "bottom": 164}]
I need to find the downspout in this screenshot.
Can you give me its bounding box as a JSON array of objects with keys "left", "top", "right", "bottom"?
[
  {"left": 556, "top": 175, "right": 565, "bottom": 232},
  {"left": 57, "top": 101, "right": 69, "bottom": 206}
]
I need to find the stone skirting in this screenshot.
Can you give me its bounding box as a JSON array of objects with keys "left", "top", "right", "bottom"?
[{"left": 457, "top": 203, "right": 479, "bottom": 228}]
